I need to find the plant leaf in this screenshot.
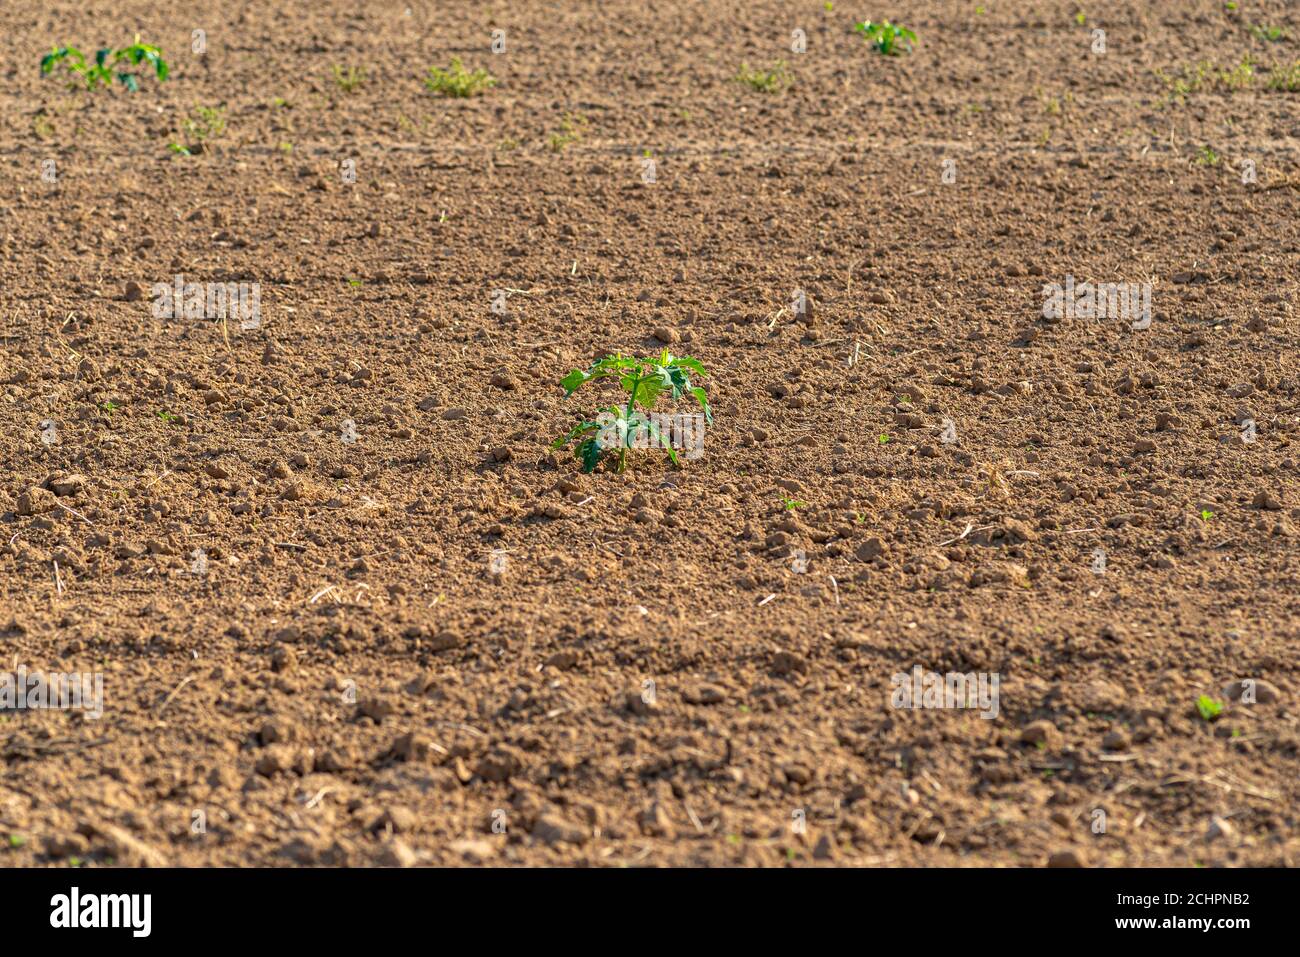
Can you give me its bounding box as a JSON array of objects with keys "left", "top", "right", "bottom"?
[
  {"left": 671, "top": 356, "right": 707, "bottom": 377},
  {"left": 560, "top": 369, "right": 590, "bottom": 395},
  {"left": 578, "top": 437, "right": 603, "bottom": 473},
  {"left": 690, "top": 386, "right": 713, "bottom": 423}
]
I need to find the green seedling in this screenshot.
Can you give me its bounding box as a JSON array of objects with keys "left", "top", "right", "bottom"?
[
  {"left": 1220, "top": 55, "right": 1256, "bottom": 89},
  {"left": 171, "top": 105, "right": 226, "bottom": 156},
  {"left": 41, "top": 39, "right": 168, "bottom": 91},
  {"left": 548, "top": 113, "right": 587, "bottom": 152},
  {"left": 1267, "top": 62, "right": 1300, "bottom": 91},
  {"left": 782, "top": 498, "right": 807, "bottom": 511},
  {"left": 157, "top": 410, "right": 178, "bottom": 423},
  {"left": 1200, "top": 508, "right": 1214, "bottom": 522},
  {"left": 99, "top": 400, "right": 118, "bottom": 414},
  {"left": 1250, "top": 24, "right": 1286, "bottom": 42},
  {"left": 1196, "top": 144, "right": 1221, "bottom": 165},
  {"left": 854, "top": 20, "right": 917, "bottom": 56},
  {"left": 424, "top": 57, "right": 496, "bottom": 97},
  {"left": 733, "top": 61, "right": 792, "bottom": 93},
  {"left": 185, "top": 105, "right": 226, "bottom": 142},
  {"left": 1040, "top": 89, "right": 1074, "bottom": 114},
  {"left": 332, "top": 65, "right": 366, "bottom": 93},
  {"left": 8, "top": 834, "right": 25, "bottom": 848},
  {"left": 551, "top": 350, "right": 712, "bottom": 473},
  {"left": 1157, "top": 56, "right": 1256, "bottom": 102},
  {"left": 1075, "top": 12, "right": 1087, "bottom": 26},
  {"left": 878, "top": 433, "right": 891, "bottom": 444},
  {"left": 1196, "top": 694, "right": 1224, "bottom": 721}
]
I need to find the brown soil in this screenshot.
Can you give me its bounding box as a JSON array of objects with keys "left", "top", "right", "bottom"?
[{"left": 2, "top": 0, "right": 1299, "bottom": 868}]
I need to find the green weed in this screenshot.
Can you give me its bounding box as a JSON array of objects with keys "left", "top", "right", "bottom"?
[
  {"left": 1267, "top": 62, "right": 1300, "bottom": 91},
  {"left": 332, "top": 65, "right": 366, "bottom": 93},
  {"left": 548, "top": 113, "right": 587, "bottom": 152},
  {"left": 424, "top": 58, "right": 496, "bottom": 97},
  {"left": 733, "top": 61, "right": 792, "bottom": 93}
]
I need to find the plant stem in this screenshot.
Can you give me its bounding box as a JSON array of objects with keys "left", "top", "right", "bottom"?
[
  {"left": 620, "top": 374, "right": 643, "bottom": 472},
  {"left": 624, "top": 375, "right": 641, "bottom": 426}
]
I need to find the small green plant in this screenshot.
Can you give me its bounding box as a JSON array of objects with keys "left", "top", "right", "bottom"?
[
  {"left": 424, "top": 57, "right": 496, "bottom": 97},
  {"left": 157, "top": 410, "right": 179, "bottom": 424},
  {"left": 33, "top": 111, "right": 55, "bottom": 138},
  {"left": 1267, "top": 62, "right": 1300, "bottom": 91},
  {"left": 1157, "top": 56, "right": 1255, "bottom": 101},
  {"left": 170, "top": 104, "right": 226, "bottom": 156},
  {"left": 332, "top": 65, "right": 366, "bottom": 93},
  {"left": 1250, "top": 24, "right": 1286, "bottom": 42},
  {"left": 1200, "top": 508, "right": 1215, "bottom": 522},
  {"left": 878, "top": 433, "right": 891, "bottom": 444},
  {"left": 1075, "top": 12, "right": 1087, "bottom": 26},
  {"left": 733, "top": 61, "right": 792, "bottom": 93},
  {"left": 99, "top": 400, "right": 119, "bottom": 414},
  {"left": 185, "top": 105, "right": 226, "bottom": 142},
  {"left": 41, "top": 39, "right": 168, "bottom": 91},
  {"left": 548, "top": 113, "right": 587, "bottom": 152},
  {"left": 1220, "top": 55, "right": 1256, "bottom": 89},
  {"left": 1196, "top": 694, "right": 1224, "bottom": 721},
  {"left": 1196, "top": 144, "right": 1221, "bottom": 165},
  {"left": 853, "top": 20, "right": 917, "bottom": 56},
  {"left": 781, "top": 498, "right": 807, "bottom": 511},
  {"left": 551, "top": 351, "right": 712, "bottom": 472}
]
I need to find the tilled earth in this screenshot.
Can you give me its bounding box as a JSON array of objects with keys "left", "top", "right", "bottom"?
[{"left": 1, "top": 0, "right": 1299, "bottom": 867}]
